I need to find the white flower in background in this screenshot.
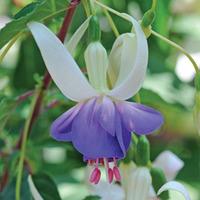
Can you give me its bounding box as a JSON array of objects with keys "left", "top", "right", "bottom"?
[
  {"left": 93, "top": 181, "right": 125, "bottom": 200},
  {"left": 153, "top": 150, "right": 184, "bottom": 181},
  {"left": 175, "top": 52, "right": 200, "bottom": 82},
  {"left": 0, "top": 16, "right": 10, "bottom": 29},
  {"left": 92, "top": 151, "right": 190, "bottom": 200}
]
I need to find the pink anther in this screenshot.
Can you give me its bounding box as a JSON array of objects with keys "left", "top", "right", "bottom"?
[{"left": 113, "top": 166, "right": 121, "bottom": 181}]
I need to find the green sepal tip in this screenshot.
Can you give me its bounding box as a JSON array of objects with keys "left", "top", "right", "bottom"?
[
  {"left": 150, "top": 167, "right": 170, "bottom": 200},
  {"left": 88, "top": 16, "right": 101, "bottom": 42},
  {"left": 135, "top": 136, "right": 150, "bottom": 166},
  {"left": 141, "top": 9, "right": 156, "bottom": 28}
]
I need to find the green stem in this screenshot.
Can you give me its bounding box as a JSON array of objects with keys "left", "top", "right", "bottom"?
[
  {"left": 89, "top": 0, "right": 95, "bottom": 15},
  {"left": 82, "top": 0, "right": 91, "bottom": 17},
  {"left": 151, "top": 30, "right": 199, "bottom": 73},
  {"left": 151, "top": 0, "right": 157, "bottom": 10},
  {"left": 95, "top": 0, "right": 125, "bottom": 20},
  {"left": 103, "top": 8, "right": 119, "bottom": 37},
  {"left": 15, "top": 89, "right": 40, "bottom": 200},
  {"left": 0, "top": 32, "right": 22, "bottom": 64},
  {"left": 50, "top": 0, "right": 56, "bottom": 12}
]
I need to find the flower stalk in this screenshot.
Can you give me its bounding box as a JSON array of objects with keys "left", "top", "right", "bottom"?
[
  {"left": 0, "top": 32, "right": 22, "bottom": 64},
  {"left": 15, "top": 89, "right": 39, "bottom": 200},
  {"left": 151, "top": 30, "right": 199, "bottom": 73}
]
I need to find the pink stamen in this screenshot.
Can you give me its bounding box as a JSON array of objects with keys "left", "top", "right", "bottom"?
[
  {"left": 89, "top": 168, "right": 99, "bottom": 183},
  {"left": 108, "top": 168, "right": 114, "bottom": 183},
  {"left": 94, "top": 169, "right": 101, "bottom": 184},
  {"left": 113, "top": 166, "right": 121, "bottom": 181},
  {"left": 113, "top": 157, "right": 117, "bottom": 166}
]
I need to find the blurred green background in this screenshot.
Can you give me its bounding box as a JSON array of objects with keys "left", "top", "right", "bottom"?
[{"left": 0, "top": 0, "right": 200, "bottom": 199}]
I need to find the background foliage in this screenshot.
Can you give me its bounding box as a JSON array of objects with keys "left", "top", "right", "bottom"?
[{"left": 0, "top": 0, "right": 200, "bottom": 199}]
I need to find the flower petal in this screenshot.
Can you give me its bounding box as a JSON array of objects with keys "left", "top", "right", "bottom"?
[
  {"left": 127, "top": 167, "right": 152, "bottom": 200},
  {"left": 66, "top": 17, "right": 91, "bottom": 55},
  {"left": 157, "top": 181, "right": 191, "bottom": 200},
  {"left": 153, "top": 151, "right": 184, "bottom": 181},
  {"left": 28, "top": 175, "right": 43, "bottom": 200},
  {"left": 108, "top": 33, "right": 137, "bottom": 87},
  {"left": 28, "top": 22, "right": 98, "bottom": 102},
  {"left": 92, "top": 181, "right": 125, "bottom": 200},
  {"left": 108, "top": 15, "right": 148, "bottom": 100},
  {"left": 96, "top": 96, "right": 115, "bottom": 136},
  {"left": 71, "top": 98, "right": 124, "bottom": 159},
  {"left": 51, "top": 103, "right": 83, "bottom": 141},
  {"left": 115, "top": 107, "right": 131, "bottom": 155},
  {"left": 116, "top": 102, "right": 164, "bottom": 135}
]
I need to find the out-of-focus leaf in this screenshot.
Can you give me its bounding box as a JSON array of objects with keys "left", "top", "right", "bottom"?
[
  {"left": 0, "top": 171, "right": 31, "bottom": 200},
  {"left": 83, "top": 195, "right": 101, "bottom": 200},
  {"left": 0, "top": 0, "right": 69, "bottom": 49},
  {"left": 0, "top": 95, "right": 16, "bottom": 132},
  {"left": 31, "top": 173, "right": 62, "bottom": 200},
  {"left": 14, "top": 2, "right": 40, "bottom": 19},
  {"left": 154, "top": 0, "right": 171, "bottom": 51},
  {"left": 12, "top": 36, "right": 45, "bottom": 89},
  {"left": 0, "top": 139, "right": 5, "bottom": 149}
]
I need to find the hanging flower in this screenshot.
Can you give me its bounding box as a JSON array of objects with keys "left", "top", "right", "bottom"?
[{"left": 27, "top": 14, "right": 163, "bottom": 184}]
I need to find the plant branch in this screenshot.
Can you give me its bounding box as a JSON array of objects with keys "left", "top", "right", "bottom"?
[{"left": 151, "top": 30, "right": 199, "bottom": 73}]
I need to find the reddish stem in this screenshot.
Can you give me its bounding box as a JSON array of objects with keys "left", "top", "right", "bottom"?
[
  {"left": 16, "top": 91, "right": 34, "bottom": 103},
  {"left": 0, "top": 167, "right": 9, "bottom": 192}
]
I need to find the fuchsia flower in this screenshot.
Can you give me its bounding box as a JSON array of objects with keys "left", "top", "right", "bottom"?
[{"left": 28, "top": 14, "right": 163, "bottom": 184}]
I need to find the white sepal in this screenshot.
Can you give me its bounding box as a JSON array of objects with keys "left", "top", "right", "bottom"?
[
  {"left": 108, "top": 33, "right": 137, "bottom": 88},
  {"left": 153, "top": 151, "right": 184, "bottom": 181},
  {"left": 157, "top": 181, "right": 191, "bottom": 200},
  {"left": 28, "top": 175, "right": 44, "bottom": 200},
  {"left": 28, "top": 22, "right": 98, "bottom": 102},
  {"left": 84, "top": 42, "right": 109, "bottom": 91},
  {"left": 108, "top": 14, "right": 148, "bottom": 100},
  {"left": 66, "top": 17, "right": 91, "bottom": 55},
  {"left": 92, "top": 181, "right": 125, "bottom": 200},
  {"left": 119, "top": 161, "right": 136, "bottom": 195},
  {"left": 127, "top": 167, "right": 152, "bottom": 200}
]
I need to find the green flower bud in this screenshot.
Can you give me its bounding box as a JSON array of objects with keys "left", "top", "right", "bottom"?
[
  {"left": 123, "top": 134, "right": 138, "bottom": 164},
  {"left": 88, "top": 16, "right": 101, "bottom": 42},
  {"left": 195, "top": 72, "right": 200, "bottom": 91},
  {"left": 135, "top": 136, "right": 150, "bottom": 166},
  {"left": 150, "top": 167, "right": 169, "bottom": 200},
  {"left": 141, "top": 9, "right": 156, "bottom": 28}
]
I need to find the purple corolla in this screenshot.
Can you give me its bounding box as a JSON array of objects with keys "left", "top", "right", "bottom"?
[{"left": 28, "top": 14, "right": 163, "bottom": 184}]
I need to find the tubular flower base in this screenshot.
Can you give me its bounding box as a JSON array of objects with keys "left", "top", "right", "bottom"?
[{"left": 28, "top": 14, "right": 164, "bottom": 184}]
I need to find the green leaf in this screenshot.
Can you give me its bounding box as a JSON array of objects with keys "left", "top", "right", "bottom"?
[
  {"left": 31, "top": 173, "right": 62, "bottom": 200},
  {"left": 83, "top": 195, "right": 101, "bottom": 200},
  {"left": 0, "top": 95, "right": 16, "bottom": 132},
  {"left": 12, "top": 36, "right": 45, "bottom": 90},
  {"left": 0, "top": 171, "right": 31, "bottom": 200},
  {"left": 0, "top": 0, "right": 69, "bottom": 49},
  {"left": 14, "top": 2, "right": 40, "bottom": 19}
]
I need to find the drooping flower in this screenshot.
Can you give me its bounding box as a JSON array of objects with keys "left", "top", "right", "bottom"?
[{"left": 27, "top": 14, "right": 163, "bottom": 184}]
